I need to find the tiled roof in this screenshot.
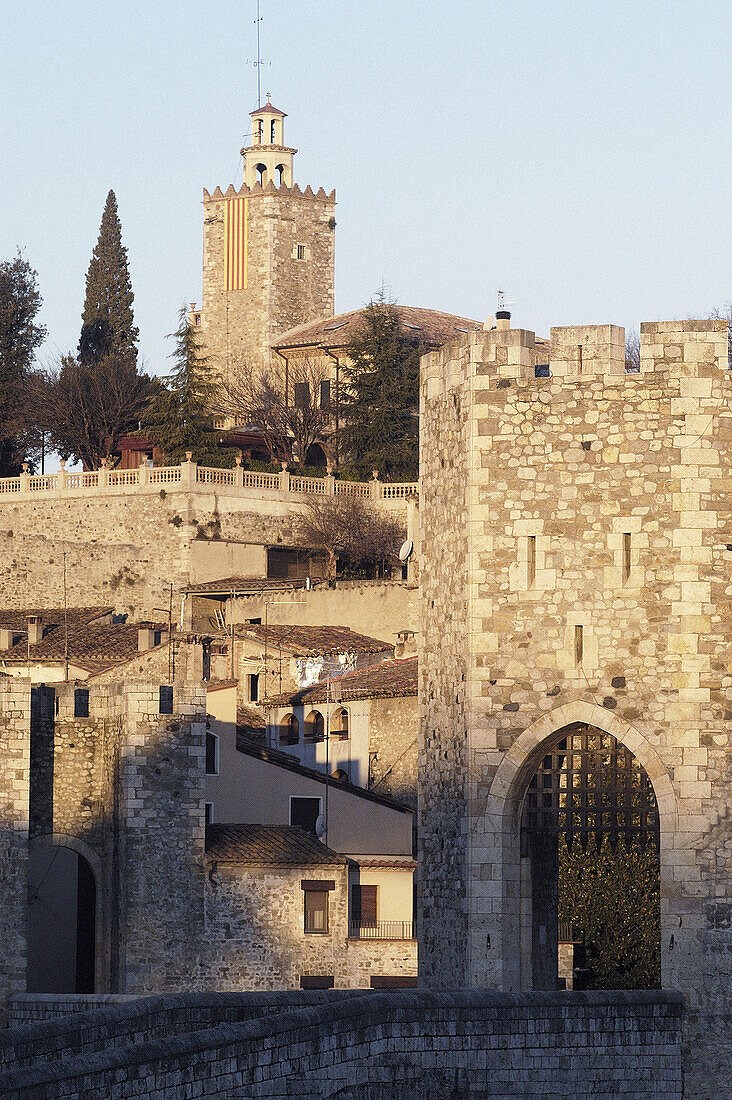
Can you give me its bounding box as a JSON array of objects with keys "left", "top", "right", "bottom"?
[
  {"left": 351, "top": 859, "right": 417, "bottom": 870},
  {"left": 205, "top": 823, "right": 345, "bottom": 865},
  {"left": 0, "top": 607, "right": 146, "bottom": 672},
  {"left": 184, "top": 577, "right": 309, "bottom": 596},
  {"left": 237, "top": 703, "right": 266, "bottom": 731},
  {"left": 236, "top": 734, "right": 413, "bottom": 815},
  {"left": 250, "top": 102, "right": 287, "bottom": 117},
  {"left": 239, "top": 624, "right": 393, "bottom": 657},
  {"left": 266, "top": 655, "right": 418, "bottom": 706},
  {"left": 274, "top": 305, "right": 482, "bottom": 353}
]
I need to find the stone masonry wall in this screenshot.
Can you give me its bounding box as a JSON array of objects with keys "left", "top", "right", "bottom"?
[
  {"left": 419, "top": 318, "right": 730, "bottom": 1099},
  {"left": 201, "top": 185, "right": 335, "bottom": 377},
  {"left": 0, "top": 990, "right": 683, "bottom": 1099},
  {"left": 367, "top": 695, "right": 418, "bottom": 809},
  {"left": 418, "top": 350, "right": 471, "bottom": 987},
  {"left": 0, "top": 679, "right": 31, "bottom": 1018},
  {"left": 117, "top": 684, "right": 207, "bottom": 994}
]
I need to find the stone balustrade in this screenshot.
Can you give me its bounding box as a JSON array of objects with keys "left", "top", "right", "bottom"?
[{"left": 0, "top": 458, "right": 418, "bottom": 508}]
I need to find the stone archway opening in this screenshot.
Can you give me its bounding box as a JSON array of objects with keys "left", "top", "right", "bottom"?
[
  {"left": 519, "top": 722, "right": 660, "bottom": 992},
  {"left": 27, "top": 843, "right": 97, "bottom": 993}
]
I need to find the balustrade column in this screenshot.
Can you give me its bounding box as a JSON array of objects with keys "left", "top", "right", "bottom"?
[{"left": 182, "top": 452, "right": 198, "bottom": 490}]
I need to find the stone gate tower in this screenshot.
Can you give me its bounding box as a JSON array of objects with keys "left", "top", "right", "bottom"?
[
  {"left": 197, "top": 98, "right": 336, "bottom": 384},
  {"left": 418, "top": 317, "right": 731, "bottom": 1094}
]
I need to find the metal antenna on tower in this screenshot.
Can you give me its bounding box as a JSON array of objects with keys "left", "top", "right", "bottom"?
[{"left": 252, "top": 0, "right": 271, "bottom": 107}]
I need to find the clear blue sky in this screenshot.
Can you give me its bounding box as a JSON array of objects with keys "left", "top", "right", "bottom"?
[{"left": 1, "top": 0, "right": 730, "bottom": 376}]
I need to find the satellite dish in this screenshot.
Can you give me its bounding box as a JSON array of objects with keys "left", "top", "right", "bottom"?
[
  {"left": 315, "top": 814, "right": 326, "bottom": 840},
  {"left": 399, "top": 539, "right": 414, "bottom": 563}
]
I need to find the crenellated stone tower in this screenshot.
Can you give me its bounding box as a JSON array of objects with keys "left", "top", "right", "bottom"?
[{"left": 196, "top": 98, "right": 336, "bottom": 385}]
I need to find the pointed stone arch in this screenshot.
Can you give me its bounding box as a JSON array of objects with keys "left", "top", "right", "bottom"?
[{"left": 473, "top": 701, "right": 676, "bottom": 992}]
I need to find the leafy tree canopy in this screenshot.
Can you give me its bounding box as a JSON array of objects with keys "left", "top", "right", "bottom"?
[
  {"left": 0, "top": 252, "right": 46, "bottom": 474},
  {"left": 144, "top": 306, "right": 237, "bottom": 467},
  {"left": 338, "top": 293, "right": 423, "bottom": 481},
  {"left": 559, "top": 835, "right": 660, "bottom": 990},
  {"left": 79, "top": 190, "right": 139, "bottom": 363}
]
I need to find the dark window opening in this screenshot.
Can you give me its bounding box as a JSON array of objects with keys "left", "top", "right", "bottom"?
[
  {"left": 305, "top": 710, "right": 325, "bottom": 744},
  {"left": 270, "top": 119, "right": 276, "bottom": 143},
  {"left": 291, "top": 796, "right": 320, "bottom": 836},
  {"left": 248, "top": 673, "right": 259, "bottom": 702},
  {"left": 296, "top": 244, "right": 306, "bottom": 260},
  {"left": 304, "top": 890, "right": 329, "bottom": 933},
  {"left": 370, "top": 976, "right": 418, "bottom": 988},
  {"left": 331, "top": 707, "right": 349, "bottom": 741},
  {"left": 205, "top": 731, "right": 218, "bottom": 775},
  {"left": 280, "top": 714, "right": 300, "bottom": 746},
  {"left": 300, "top": 975, "right": 334, "bottom": 989},
  {"left": 74, "top": 689, "right": 89, "bottom": 719},
  {"left": 202, "top": 645, "right": 211, "bottom": 682},
  {"left": 319, "top": 379, "right": 331, "bottom": 410},
  {"left": 204, "top": 802, "right": 214, "bottom": 825},
  {"left": 535, "top": 364, "right": 550, "bottom": 378},
  {"left": 293, "top": 380, "right": 310, "bottom": 408},
  {"left": 159, "top": 685, "right": 174, "bottom": 714}
]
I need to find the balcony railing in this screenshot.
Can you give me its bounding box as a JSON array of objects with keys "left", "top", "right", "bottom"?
[{"left": 349, "top": 920, "right": 414, "bottom": 940}]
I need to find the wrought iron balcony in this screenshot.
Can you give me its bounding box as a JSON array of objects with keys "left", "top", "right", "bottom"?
[{"left": 349, "top": 920, "right": 414, "bottom": 940}]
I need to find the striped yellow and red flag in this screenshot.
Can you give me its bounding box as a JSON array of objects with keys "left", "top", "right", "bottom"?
[{"left": 224, "top": 197, "right": 248, "bottom": 291}]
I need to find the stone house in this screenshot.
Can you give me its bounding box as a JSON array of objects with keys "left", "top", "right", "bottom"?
[
  {"left": 264, "top": 654, "right": 418, "bottom": 808},
  {"left": 204, "top": 681, "right": 416, "bottom": 976}
]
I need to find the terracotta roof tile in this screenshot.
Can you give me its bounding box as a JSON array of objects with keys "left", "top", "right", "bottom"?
[
  {"left": 205, "top": 823, "right": 345, "bottom": 865},
  {"left": 184, "top": 577, "right": 309, "bottom": 596},
  {"left": 266, "top": 655, "right": 417, "bottom": 706},
  {"left": 239, "top": 624, "right": 393, "bottom": 658},
  {"left": 0, "top": 607, "right": 147, "bottom": 672},
  {"left": 275, "top": 305, "right": 482, "bottom": 353}
]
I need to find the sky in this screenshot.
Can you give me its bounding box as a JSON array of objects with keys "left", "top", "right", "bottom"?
[{"left": 1, "top": 0, "right": 730, "bottom": 378}]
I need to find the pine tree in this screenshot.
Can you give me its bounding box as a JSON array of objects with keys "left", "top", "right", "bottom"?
[
  {"left": 144, "top": 306, "right": 236, "bottom": 467},
  {"left": 79, "top": 190, "right": 139, "bottom": 363},
  {"left": 338, "top": 295, "right": 422, "bottom": 481}
]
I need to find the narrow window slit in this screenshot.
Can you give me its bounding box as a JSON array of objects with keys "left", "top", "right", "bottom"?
[
  {"left": 527, "top": 536, "right": 536, "bottom": 587},
  {"left": 622, "top": 533, "right": 631, "bottom": 582},
  {"left": 574, "top": 625, "right": 584, "bottom": 667}
]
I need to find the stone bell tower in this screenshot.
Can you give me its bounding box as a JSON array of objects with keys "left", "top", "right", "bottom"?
[{"left": 197, "top": 97, "right": 336, "bottom": 386}]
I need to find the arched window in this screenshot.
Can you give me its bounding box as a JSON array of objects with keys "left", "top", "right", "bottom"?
[
  {"left": 254, "top": 118, "right": 263, "bottom": 144},
  {"left": 280, "top": 714, "right": 300, "bottom": 747},
  {"left": 331, "top": 707, "right": 349, "bottom": 742},
  {"left": 276, "top": 163, "right": 286, "bottom": 186},
  {"left": 255, "top": 163, "right": 267, "bottom": 186},
  {"left": 270, "top": 119, "right": 276, "bottom": 142},
  {"left": 304, "top": 710, "right": 325, "bottom": 744}
]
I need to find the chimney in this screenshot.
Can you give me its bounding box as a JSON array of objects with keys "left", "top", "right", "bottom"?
[
  {"left": 496, "top": 309, "right": 511, "bottom": 332},
  {"left": 0, "top": 628, "right": 15, "bottom": 650},
  {"left": 27, "top": 615, "right": 43, "bottom": 645},
  {"left": 394, "top": 629, "right": 417, "bottom": 658}
]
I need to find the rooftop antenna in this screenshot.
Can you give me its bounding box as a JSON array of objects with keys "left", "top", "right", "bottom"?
[{"left": 251, "top": 0, "right": 271, "bottom": 109}]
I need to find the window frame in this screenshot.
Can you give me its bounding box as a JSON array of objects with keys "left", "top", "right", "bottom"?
[
  {"left": 159, "top": 685, "right": 174, "bottom": 714},
  {"left": 303, "top": 889, "right": 329, "bottom": 934},
  {"left": 290, "top": 795, "right": 321, "bottom": 836},
  {"left": 73, "top": 688, "right": 90, "bottom": 719}
]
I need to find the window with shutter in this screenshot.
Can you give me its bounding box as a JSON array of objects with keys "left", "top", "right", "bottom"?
[{"left": 352, "top": 884, "right": 377, "bottom": 925}]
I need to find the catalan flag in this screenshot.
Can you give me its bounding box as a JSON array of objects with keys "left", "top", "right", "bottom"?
[{"left": 224, "top": 197, "right": 248, "bottom": 291}]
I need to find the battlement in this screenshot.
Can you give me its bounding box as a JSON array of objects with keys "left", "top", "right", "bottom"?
[
  {"left": 421, "top": 318, "right": 728, "bottom": 399},
  {"left": 203, "top": 181, "right": 336, "bottom": 203}
]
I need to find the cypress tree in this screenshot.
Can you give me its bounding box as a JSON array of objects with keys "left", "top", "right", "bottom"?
[
  {"left": 338, "top": 294, "right": 422, "bottom": 481},
  {"left": 79, "top": 190, "right": 139, "bottom": 363}
]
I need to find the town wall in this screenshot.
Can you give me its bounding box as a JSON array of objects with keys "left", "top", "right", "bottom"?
[
  {"left": 0, "top": 990, "right": 683, "bottom": 1099},
  {"left": 418, "top": 318, "right": 731, "bottom": 1097},
  {"left": 0, "top": 679, "right": 30, "bottom": 1021},
  {"left": 0, "top": 468, "right": 415, "bottom": 617}
]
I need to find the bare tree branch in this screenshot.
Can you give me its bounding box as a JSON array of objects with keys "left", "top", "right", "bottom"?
[
  {"left": 217, "top": 354, "right": 333, "bottom": 467},
  {"left": 297, "top": 495, "right": 405, "bottom": 580}
]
